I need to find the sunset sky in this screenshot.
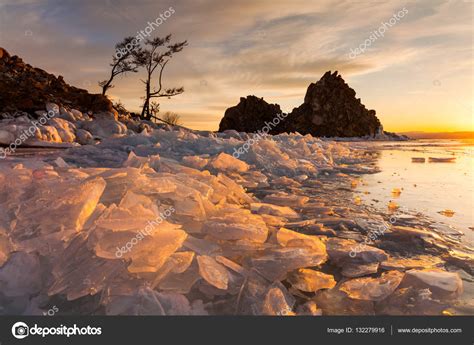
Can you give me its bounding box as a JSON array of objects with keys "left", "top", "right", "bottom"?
[{"left": 0, "top": 0, "right": 472, "bottom": 132}]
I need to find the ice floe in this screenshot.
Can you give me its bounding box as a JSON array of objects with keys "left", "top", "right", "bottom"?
[{"left": 0, "top": 115, "right": 472, "bottom": 316}]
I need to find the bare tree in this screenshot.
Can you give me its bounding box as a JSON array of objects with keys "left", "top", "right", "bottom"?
[
  {"left": 148, "top": 102, "right": 182, "bottom": 126},
  {"left": 112, "top": 100, "right": 128, "bottom": 114},
  {"left": 149, "top": 101, "right": 160, "bottom": 117},
  {"left": 162, "top": 112, "right": 181, "bottom": 126},
  {"left": 99, "top": 36, "right": 139, "bottom": 96},
  {"left": 134, "top": 35, "right": 187, "bottom": 120}
]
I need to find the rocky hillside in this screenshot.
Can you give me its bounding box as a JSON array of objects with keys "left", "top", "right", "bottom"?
[
  {"left": 0, "top": 47, "right": 113, "bottom": 114},
  {"left": 219, "top": 71, "right": 383, "bottom": 138},
  {"left": 0, "top": 48, "right": 159, "bottom": 148}
]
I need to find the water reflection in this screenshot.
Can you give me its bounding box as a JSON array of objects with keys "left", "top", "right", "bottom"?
[{"left": 355, "top": 139, "right": 473, "bottom": 246}]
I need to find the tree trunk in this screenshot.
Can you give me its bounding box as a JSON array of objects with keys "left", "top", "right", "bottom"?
[
  {"left": 101, "top": 65, "right": 117, "bottom": 96},
  {"left": 142, "top": 99, "right": 150, "bottom": 120},
  {"left": 141, "top": 80, "right": 151, "bottom": 120},
  {"left": 101, "top": 83, "right": 109, "bottom": 96}
]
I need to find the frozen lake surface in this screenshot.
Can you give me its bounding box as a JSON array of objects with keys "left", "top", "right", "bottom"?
[
  {"left": 354, "top": 139, "right": 473, "bottom": 246},
  {"left": 1, "top": 131, "right": 473, "bottom": 316}
]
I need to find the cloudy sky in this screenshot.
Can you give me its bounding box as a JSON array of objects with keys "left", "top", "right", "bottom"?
[{"left": 0, "top": 0, "right": 472, "bottom": 131}]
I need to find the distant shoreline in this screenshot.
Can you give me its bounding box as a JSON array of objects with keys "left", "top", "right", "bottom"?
[{"left": 397, "top": 131, "right": 474, "bottom": 139}]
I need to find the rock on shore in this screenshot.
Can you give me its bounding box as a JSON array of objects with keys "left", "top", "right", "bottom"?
[
  {"left": 218, "top": 96, "right": 284, "bottom": 134},
  {"left": 0, "top": 47, "right": 112, "bottom": 113},
  {"left": 219, "top": 71, "right": 390, "bottom": 138},
  {"left": 283, "top": 71, "right": 381, "bottom": 137}
]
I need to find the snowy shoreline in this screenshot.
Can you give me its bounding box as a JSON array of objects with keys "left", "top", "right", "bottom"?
[{"left": 0, "top": 104, "right": 472, "bottom": 316}]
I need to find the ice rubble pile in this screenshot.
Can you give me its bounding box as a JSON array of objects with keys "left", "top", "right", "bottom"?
[
  {"left": 0, "top": 103, "right": 154, "bottom": 147},
  {"left": 0, "top": 123, "right": 468, "bottom": 316}
]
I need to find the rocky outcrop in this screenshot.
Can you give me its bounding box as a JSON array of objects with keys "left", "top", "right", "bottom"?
[
  {"left": 0, "top": 47, "right": 113, "bottom": 114},
  {"left": 219, "top": 71, "right": 383, "bottom": 138},
  {"left": 218, "top": 96, "right": 284, "bottom": 134},
  {"left": 284, "top": 71, "right": 381, "bottom": 137},
  {"left": 0, "top": 48, "right": 169, "bottom": 150}
]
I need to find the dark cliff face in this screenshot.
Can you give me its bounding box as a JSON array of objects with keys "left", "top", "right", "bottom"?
[
  {"left": 219, "top": 71, "right": 382, "bottom": 137},
  {"left": 285, "top": 71, "right": 381, "bottom": 137},
  {"left": 218, "top": 95, "right": 284, "bottom": 134},
  {"left": 0, "top": 47, "right": 113, "bottom": 114}
]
